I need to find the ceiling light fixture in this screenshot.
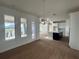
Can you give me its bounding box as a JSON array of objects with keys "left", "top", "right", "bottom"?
[
  {"left": 40, "top": 0, "right": 47, "bottom": 24},
  {"left": 40, "top": 0, "right": 54, "bottom": 25}
]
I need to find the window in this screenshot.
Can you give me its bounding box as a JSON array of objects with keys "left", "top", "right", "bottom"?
[
  {"left": 48, "top": 24, "right": 53, "bottom": 32},
  {"left": 32, "top": 22, "right": 35, "bottom": 39},
  {"left": 40, "top": 23, "right": 48, "bottom": 34},
  {"left": 21, "top": 18, "right": 27, "bottom": 37},
  {"left": 53, "top": 23, "right": 58, "bottom": 32},
  {"left": 4, "top": 15, "right": 15, "bottom": 40}
]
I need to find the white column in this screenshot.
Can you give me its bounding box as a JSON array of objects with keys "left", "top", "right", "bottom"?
[{"left": 69, "top": 11, "right": 79, "bottom": 50}]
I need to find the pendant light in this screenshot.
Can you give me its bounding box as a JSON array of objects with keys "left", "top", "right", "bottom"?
[{"left": 41, "top": 0, "right": 46, "bottom": 24}]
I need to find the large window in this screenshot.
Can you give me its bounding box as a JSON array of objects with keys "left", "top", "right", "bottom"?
[
  {"left": 40, "top": 23, "right": 48, "bottom": 34},
  {"left": 48, "top": 23, "right": 53, "bottom": 32},
  {"left": 4, "top": 15, "right": 15, "bottom": 40},
  {"left": 32, "top": 22, "right": 35, "bottom": 39},
  {"left": 21, "top": 18, "right": 27, "bottom": 37}
]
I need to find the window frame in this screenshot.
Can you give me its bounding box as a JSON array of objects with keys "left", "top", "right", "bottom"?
[
  {"left": 4, "top": 14, "right": 15, "bottom": 40},
  {"left": 20, "top": 17, "right": 27, "bottom": 37}
]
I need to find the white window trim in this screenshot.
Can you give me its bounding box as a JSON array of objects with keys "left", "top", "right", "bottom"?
[
  {"left": 21, "top": 18, "right": 27, "bottom": 38},
  {"left": 4, "top": 15, "right": 15, "bottom": 40}
]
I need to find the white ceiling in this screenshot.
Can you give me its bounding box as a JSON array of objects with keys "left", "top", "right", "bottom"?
[{"left": 0, "top": 0, "right": 79, "bottom": 20}]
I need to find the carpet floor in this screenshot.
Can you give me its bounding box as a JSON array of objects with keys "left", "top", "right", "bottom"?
[{"left": 0, "top": 39, "right": 79, "bottom": 59}]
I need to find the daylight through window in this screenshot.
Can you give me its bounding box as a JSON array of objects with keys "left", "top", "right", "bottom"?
[
  {"left": 4, "top": 15, "right": 15, "bottom": 40},
  {"left": 21, "top": 18, "right": 27, "bottom": 37}
]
